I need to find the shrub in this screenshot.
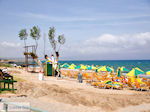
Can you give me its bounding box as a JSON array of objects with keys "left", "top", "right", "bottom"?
[{"left": 0, "top": 63, "right": 13, "bottom": 67}]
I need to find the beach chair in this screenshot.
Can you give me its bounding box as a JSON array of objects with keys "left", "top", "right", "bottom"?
[
  {"left": 83, "top": 73, "right": 91, "bottom": 80},
  {"left": 147, "top": 79, "right": 150, "bottom": 90},
  {"left": 100, "top": 74, "right": 108, "bottom": 81},
  {"left": 97, "top": 81, "right": 106, "bottom": 88},
  {"left": 141, "top": 78, "right": 150, "bottom": 88},
  {"left": 85, "top": 72, "right": 96, "bottom": 84},
  {"left": 120, "top": 76, "right": 128, "bottom": 88},
  {"left": 112, "top": 82, "right": 123, "bottom": 90},
  {"left": 100, "top": 80, "right": 113, "bottom": 89},
  {"left": 93, "top": 73, "right": 102, "bottom": 81},
  {"left": 90, "top": 80, "right": 104, "bottom": 88},
  {"left": 66, "top": 71, "right": 72, "bottom": 78},
  {"left": 0, "top": 69, "right": 17, "bottom": 92},
  {"left": 91, "top": 81, "right": 102, "bottom": 87},
  {"left": 126, "top": 77, "right": 147, "bottom": 91},
  {"left": 136, "top": 78, "right": 149, "bottom": 91},
  {"left": 61, "top": 70, "right": 68, "bottom": 77},
  {"left": 104, "top": 84, "right": 113, "bottom": 89},
  {"left": 71, "top": 71, "right": 78, "bottom": 79},
  {"left": 127, "top": 78, "right": 136, "bottom": 90}
]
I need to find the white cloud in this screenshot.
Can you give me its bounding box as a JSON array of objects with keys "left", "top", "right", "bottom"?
[
  {"left": 1, "top": 33, "right": 150, "bottom": 60},
  {"left": 85, "top": 32, "right": 150, "bottom": 48},
  {"left": 61, "top": 32, "right": 150, "bottom": 60},
  {"left": 0, "top": 41, "right": 23, "bottom": 58},
  {"left": 1, "top": 41, "right": 21, "bottom": 47}
]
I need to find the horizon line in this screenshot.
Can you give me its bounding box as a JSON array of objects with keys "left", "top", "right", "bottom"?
[{"left": 0, "top": 57, "right": 150, "bottom": 61}]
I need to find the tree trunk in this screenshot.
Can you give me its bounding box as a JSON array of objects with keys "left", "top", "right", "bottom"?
[
  {"left": 35, "top": 39, "right": 38, "bottom": 53},
  {"left": 24, "top": 39, "right": 26, "bottom": 47},
  {"left": 55, "top": 51, "right": 59, "bottom": 62},
  {"left": 58, "top": 44, "right": 61, "bottom": 52}
]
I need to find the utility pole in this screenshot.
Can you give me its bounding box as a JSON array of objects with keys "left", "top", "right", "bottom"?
[{"left": 43, "top": 33, "right": 46, "bottom": 56}]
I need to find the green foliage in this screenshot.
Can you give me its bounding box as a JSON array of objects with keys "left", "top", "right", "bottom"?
[
  {"left": 48, "top": 27, "right": 56, "bottom": 51},
  {"left": 51, "top": 40, "right": 57, "bottom": 51},
  {"left": 30, "top": 26, "right": 40, "bottom": 40},
  {"left": 48, "top": 27, "right": 55, "bottom": 40},
  {"left": 48, "top": 27, "right": 66, "bottom": 52},
  {"left": 30, "top": 26, "right": 41, "bottom": 51},
  {"left": 0, "top": 63, "right": 13, "bottom": 67},
  {"left": 18, "top": 29, "right": 28, "bottom": 40},
  {"left": 58, "top": 34, "right": 65, "bottom": 44}
]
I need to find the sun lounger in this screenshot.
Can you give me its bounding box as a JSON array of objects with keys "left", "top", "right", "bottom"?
[{"left": 135, "top": 78, "right": 149, "bottom": 91}]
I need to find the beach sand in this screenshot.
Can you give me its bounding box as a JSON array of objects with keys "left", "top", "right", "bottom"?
[{"left": 1, "top": 67, "right": 150, "bottom": 112}]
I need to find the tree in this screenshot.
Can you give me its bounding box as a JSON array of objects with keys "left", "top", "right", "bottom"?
[
  {"left": 48, "top": 27, "right": 56, "bottom": 52},
  {"left": 58, "top": 34, "right": 65, "bottom": 51},
  {"left": 48, "top": 27, "right": 66, "bottom": 61},
  {"left": 18, "top": 29, "right": 28, "bottom": 46},
  {"left": 30, "top": 26, "right": 40, "bottom": 52}
]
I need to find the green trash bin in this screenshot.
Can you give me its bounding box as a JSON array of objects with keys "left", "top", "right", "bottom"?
[{"left": 44, "top": 63, "right": 54, "bottom": 76}]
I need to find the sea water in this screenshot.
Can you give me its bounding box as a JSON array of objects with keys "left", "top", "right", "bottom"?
[
  {"left": 15, "top": 60, "right": 150, "bottom": 72},
  {"left": 59, "top": 60, "right": 150, "bottom": 71}
]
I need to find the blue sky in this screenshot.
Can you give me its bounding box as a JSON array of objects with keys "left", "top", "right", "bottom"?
[{"left": 0, "top": 0, "right": 150, "bottom": 60}]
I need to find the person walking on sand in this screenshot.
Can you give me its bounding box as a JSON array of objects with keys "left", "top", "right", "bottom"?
[{"left": 78, "top": 70, "right": 83, "bottom": 83}]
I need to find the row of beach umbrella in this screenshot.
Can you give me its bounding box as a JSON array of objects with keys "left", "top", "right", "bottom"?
[
  {"left": 61, "top": 63, "right": 114, "bottom": 72},
  {"left": 60, "top": 63, "right": 150, "bottom": 77}
]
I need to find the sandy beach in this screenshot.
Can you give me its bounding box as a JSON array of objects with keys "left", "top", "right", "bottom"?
[
  {"left": 1, "top": 0, "right": 150, "bottom": 111},
  {"left": 0, "top": 67, "right": 150, "bottom": 112}
]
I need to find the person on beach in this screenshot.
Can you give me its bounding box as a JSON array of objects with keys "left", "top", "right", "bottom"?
[
  {"left": 44, "top": 54, "right": 55, "bottom": 64},
  {"left": 55, "top": 64, "right": 61, "bottom": 77},
  {"left": 2, "top": 67, "right": 8, "bottom": 73},
  {"left": 44, "top": 55, "right": 52, "bottom": 63},
  {"left": 78, "top": 69, "right": 83, "bottom": 83},
  {"left": 45, "top": 54, "right": 56, "bottom": 65},
  {"left": 50, "top": 54, "right": 55, "bottom": 64},
  {"left": 50, "top": 54, "right": 60, "bottom": 77}
]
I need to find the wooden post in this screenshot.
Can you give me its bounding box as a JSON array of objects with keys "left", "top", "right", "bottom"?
[{"left": 24, "top": 45, "right": 37, "bottom": 72}]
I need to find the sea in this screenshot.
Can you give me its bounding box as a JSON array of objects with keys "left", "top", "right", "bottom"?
[
  {"left": 4, "top": 59, "right": 150, "bottom": 72},
  {"left": 59, "top": 60, "right": 150, "bottom": 72}
]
